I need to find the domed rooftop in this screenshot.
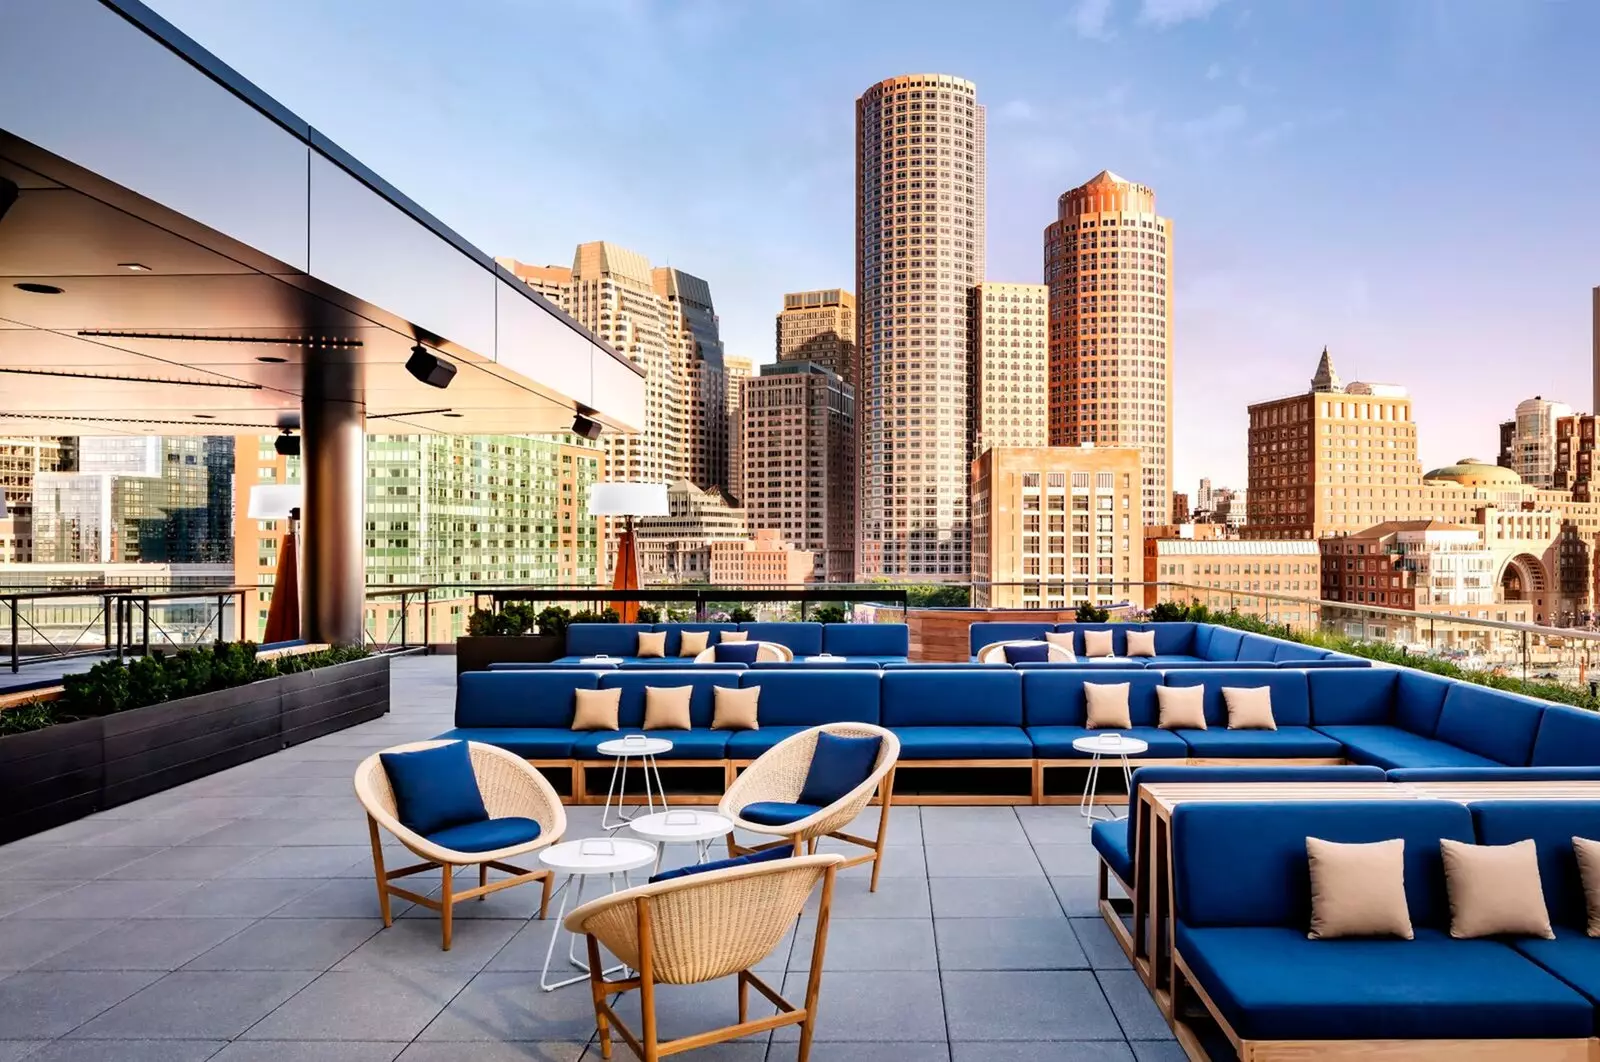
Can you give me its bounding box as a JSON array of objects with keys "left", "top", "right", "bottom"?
[{"left": 1422, "top": 457, "right": 1523, "bottom": 487}]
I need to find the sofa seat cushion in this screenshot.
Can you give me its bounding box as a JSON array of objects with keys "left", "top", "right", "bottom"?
[
  {"left": 1026, "top": 726, "right": 1189, "bottom": 760},
  {"left": 427, "top": 816, "right": 541, "bottom": 854},
  {"left": 1318, "top": 725, "right": 1499, "bottom": 770},
  {"left": 740, "top": 801, "right": 824, "bottom": 827},
  {"left": 1090, "top": 818, "right": 1133, "bottom": 886},
  {"left": 1514, "top": 930, "right": 1600, "bottom": 1006},
  {"left": 1530, "top": 706, "right": 1600, "bottom": 768},
  {"left": 1177, "top": 727, "right": 1344, "bottom": 760},
  {"left": 1143, "top": 658, "right": 1277, "bottom": 670},
  {"left": 726, "top": 726, "right": 809, "bottom": 759},
  {"left": 433, "top": 727, "right": 575, "bottom": 759},
  {"left": 554, "top": 655, "right": 629, "bottom": 665},
  {"left": 649, "top": 841, "right": 791, "bottom": 883},
  {"left": 892, "top": 726, "right": 1034, "bottom": 759},
  {"left": 570, "top": 729, "right": 730, "bottom": 760},
  {"left": 1176, "top": 923, "right": 1593, "bottom": 1041}
]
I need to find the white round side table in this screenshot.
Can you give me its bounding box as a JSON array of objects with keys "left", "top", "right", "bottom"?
[
  {"left": 1072, "top": 734, "right": 1149, "bottom": 824},
  {"left": 538, "top": 836, "right": 658, "bottom": 991},
  {"left": 628, "top": 809, "right": 735, "bottom": 873},
  {"left": 596, "top": 735, "right": 673, "bottom": 831}
]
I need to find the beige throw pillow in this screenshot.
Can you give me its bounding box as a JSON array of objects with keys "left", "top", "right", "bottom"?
[
  {"left": 1043, "top": 631, "right": 1076, "bottom": 658},
  {"left": 1307, "top": 837, "right": 1414, "bottom": 939},
  {"left": 712, "top": 686, "right": 760, "bottom": 730},
  {"left": 1084, "top": 682, "right": 1133, "bottom": 730},
  {"left": 1082, "top": 629, "right": 1114, "bottom": 657},
  {"left": 571, "top": 687, "right": 621, "bottom": 731},
  {"left": 1440, "top": 838, "right": 1555, "bottom": 939},
  {"left": 1573, "top": 837, "right": 1600, "bottom": 937},
  {"left": 1223, "top": 686, "right": 1277, "bottom": 731},
  {"left": 643, "top": 686, "right": 692, "bottom": 730},
  {"left": 719, "top": 630, "right": 748, "bottom": 643},
  {"left": 1126, "top": 630, "right": 1157, "bottom": 658},
  {"left": 635, "top": 631, "right": 667, "bottom": 658},
  {"left": 677, "top": 630, "right": 710, "bottom": 657},
  {"left": 1156, "top": 685, "right": 1206, "bottom": 730}
]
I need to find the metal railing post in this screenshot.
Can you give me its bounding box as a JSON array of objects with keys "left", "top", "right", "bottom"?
[
  {"left": 8, "top": 597, "right": 17, "bottom": 673},
  {"left": 423, "top": 588, "right": 431, "bottom": 654},
  {"left": 400, "top": 592, "right": 409, "bottom": 650},
  {"left": 142, "top": 600, "right": 150, "bottom": 657}
]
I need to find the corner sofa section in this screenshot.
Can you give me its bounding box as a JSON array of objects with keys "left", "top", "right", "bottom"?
[
  {"left": 555, "top": 621, "right": 909, "bottom": 665},
  {"left": 967, "top": 621, "right": 1370, "bottom": 668}
]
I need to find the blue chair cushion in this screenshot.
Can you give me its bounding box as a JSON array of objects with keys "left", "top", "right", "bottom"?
[
  {"left": 1003, "top": 642, "right": 1051, "bottom": 664},
  {"left": 726, "top": 726, "right": 809, "bottom": 759},
  {"left": 1317, "top": 725, "right": 1500, "bottom": 770},
  {"left": 882, "top": 669, "right": 1023, "bottom": 727},
  {"left": 1394, "top": 670, "right": 1454, "bottom": 736},
  {"left": 456, "top": 670, "right": 602, "bottom": 728},
  {"left": 1515, "top": 930, "right": 1600, "bottom": 1006},
  {"left": 892, "top": 726, "right": 1033, "bottom": 759},
  {"left": 1433, "top": 682, "right": 1546, "bottom": 766},
  {"left": 570, "top": 729, "right": 730, "bottom": 759},
  {"left": 797, "top": 732, "right": 882, "bottom": 806},
  {"left": 740, "top": 801, "right": 824, "bottom": 827},
  {"left": 1140, "top": 654, "right": 1205, "bottom": 666},
  {"left": 1022, "top": 669, "right": 1160, "bottom": 727},
  {"left": 1090, "top": 818, "right": 1133, "bottom": 885},
  {"left": 567, "top": 623, "right": 656, "bottom": 658},
  {"left": 379, "top": 741, "right": 488, "bottom": 837},
  {"left": 653, "top": 623, "right": 738, "bottom": 656},
  {"left": 1530, "top": 706, "right": 1600, "bottom": 768},
  {"left": 432, "top": 727, "right": 575, "bottom": 758},
  {"left": 1234, "top": 633, "right": 1282, "bottom": 663},
  {"left": 426, "top": 816, "right": 541, "bottom": 854},
  {"left": 1472, "top": 801, "right": 1600, "bottom": 929},
  {"left": 1307, "top": 668, "right": 1398, "bottom": 727},
  {"left": 822, "top": 623, "right": 908, "bottom": 658},
  {"left": 1203, "top": 626, "right": 1244, "bottom": 661},
  {"left": 1026, "top": 726, "right": 1189, "bottom": 760},
  {"left": 1388, "top": 767, "right": 1600, "bottom": 783},
  {"left": 1161, "top": 670, "right": 1312, "bottom": 728},
  {"left": 740, "top": 622, "right": 823, "bottom": 656},
  {"left": 1270, "top": 642, "right": 1329, "bottom": 663},
  {"left": 1176, "top": 924, "right": 1594, "bottom": 1041},
  {"left": 1176, "top": 727, "right": 1344, "bottom": 759},
  {"left": 716, "top": 642, "right": 761, "bottom": 664},
  {"left": 736, "top": 670, "right": 881, "bottom": 726},
  {"left": 551, "top": 657, "right": 623, "bottom": 666},
  {"left": 649, "top": 841, "right": 791, "bottom": 883},
  {"left": 969, "top": 621, "right": 1055, "bottom": 656}
]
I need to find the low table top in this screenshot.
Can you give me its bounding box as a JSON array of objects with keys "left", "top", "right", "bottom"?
[
  {"left": 1071, "top": 734, "right": 1150, "bottom": 755},
  {"left": 596, "top": 736, "right": 674, "bottom": 756},
  {"left": 540, "top": 837, "right": 658, "bottom": 874},
  {"left": 628, "top": 810, "right": 734, "bottom": 843},
  {"left": 800, "top": 655, "right": 845, "bottom": 663}
]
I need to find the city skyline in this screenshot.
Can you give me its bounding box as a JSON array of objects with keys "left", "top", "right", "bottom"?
[{"left": 140, "top": 0, "right": 1600, "bottom": 494}]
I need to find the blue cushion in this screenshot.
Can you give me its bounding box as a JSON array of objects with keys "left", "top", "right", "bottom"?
[
  {"left": 1023, "top": 670, "right": 1161, "bottom": 727},
  {"left": 739, "top": 622, "right": 823, "bottom": 656},
  {"left": 1171, "top": 800, "right": 1474, "bottom": 929},
  {"left": 1161, "top": 671, "right": 1311, "bottom": 728},
  {"left": 550, "top": 657, "right": 624, "bottom": 667},
  {"left": 1317, "top": 725, "right": 1500, "bottom": 770},
  {"left": 1434, "top": 683, "right": 1547, "bottom": 766},
  {"left": 456, "top": 670, "right": 601, "bottom": 728},
  {"left": 1176, "top": 727, "right": 1344, "bottom": 759},
  {"left": 598, "top": 671, "right": 740, "bottom": 729},
  {"left": 1143, "top": 658, "right": 1276, "bottom": 670},
  {"left": 737, "top": 671, "right": 881, "bottom": 726},
  {"left": 648, "top": 841, "right": 791, "bottom": 883},
  {"left": 427, "top": 816, "right": 541, "bottom": 853},
  {"left": 1059, "top": 623, "right": 1123, "bottom": 656},
  {"left": 1270, "top": 641, "right": 1328, "bottom": 663},
  {"left": 432, "top": 727, "right": 575, "bottom": 758},
  {"left": 1514, "top": 930, "right": 1600, "bottom": 1007},
  {"left": 740, "top": 800, "right": 824, "bottom": 826},
  {"left": 892, "top": 726, "right": 1033, "bottom": 759},
  {"left": 379, "top": 741, "right": 488, "bottom": 837},
  {"left": 1472, "top": 801, "right": 1600, "bottom": 929},
  {"left": 652, "top": 623, "right": 738, "bottom": 656},
  {"left": 1288, "top": 655, "right": 1371, "bottom": 669},
  {"left": 1530, "top": 705, "right": 1600, "bottom": 767},
  {"left": 882, "top": 669, "right": 1023, "bottom": 727},
  {"left": 1027, "top": 726, "right": 1189, "bottom": 759},
  {"left": 1388, "top": 767, "right": 1600, "bottom": 783},
  {"left": 798, "top": 732, "right": 882, "bottom": 806},
  {"left": 726, "top": 725, "right": 808, "bottom": 758},
  {"left": 622, "top": 660, "right": 745, "bottom": 670},
  {"left": 822, "top": 623, "right": 908, "bottom": 658},
  {"left": 1307, "top": 668, "right": 1398, "bottom": 727},
  {"left": 570, "top": 728, "right": 730, "bottom": 759},
  {"left": 1003, "top": 642, "right": 1051, "bottom": 664},
  {"left": 1395, "top": 670, "right": 1454, "bottom": 736},
  {"left": 1203, "top": 626, "right": 1244, "bottom": 661},
  {"left": 567, "top": 623, "right": 655, "bottom": 658},
  {"left": 1234, "top": 633, "right": 1282, "bottom": 663},
  {"left": 969, "top": 622, "right": 1055, "bottom": 656},
  {"left": 715, "top": 642, "right": 761, "bottom": 664},
  {"left": 1134, "top": 622, "right": 1197, "bottom": 656},
  {"left": 1090, "top": 818, "right": 1133, "bottom": 885},
  {"left": 1176, "top": 924, "right": 1593, "bottom": 1041}
]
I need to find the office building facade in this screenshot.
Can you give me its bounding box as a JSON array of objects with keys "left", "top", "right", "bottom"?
[
  {"left": 1144, "top": 537, "right": 1321, "bottom": 630},
  {"left": 1499, "top": 396, "right": 1575, "bottom": 489},
  {"left": 972, "top": 281, "right": 1049, "bottom": 457},
  {"left": 709, "top": 527, "right": 815, "bottom": 587},
  {"left": 0, "top": 436, "right": 74, "bottom": 563},
  {"left": 725, "top": 355, "right": 754, "bottom": 505},
  {"left": 777, "top": 289, "right": 857, "bottom": 388}
]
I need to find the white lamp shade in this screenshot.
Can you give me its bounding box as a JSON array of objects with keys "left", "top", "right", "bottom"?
[
  {"left": 587, "top": 481, "right": 669, "bottom": 517},
  {"left": 247, "top": 484, "right": 303, "bottom": 520}
]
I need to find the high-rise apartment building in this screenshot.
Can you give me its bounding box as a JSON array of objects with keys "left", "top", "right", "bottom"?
[
  {"left": 972, "top": 282, "right": 1049, "bottom": 457},
  {"left": 1044, "top": 171, "right": 1173, "bottom": 529},
  {"left": 741, "top": 361, "right": 856, "bottom": 582},
  {"left": 1144, "top": 537, "right": 1321, "bottom": 629},
  {"left": 632, "top": 479, "right": 749, "bottom": 584},
  {"left": 724, "top": 355, "right": 753, "bottom": 506},
  {"left": 1554, "top": 413, "right": 1599, "bottom": 501},
  {"left": 777, "top": 289, "right": 857, "bottom": 388},
  {"left": 710, "top": 527, "right": 815, "bottom": 587},
  {"left": 1171, "top": 492, "right": 1190, "bottom": 523},
  {"left": 1592, "top": 285, "right": 1599, "bottom": 415},
  {"left": 1498, "top": 396, "right": 1574, "bottom": 488},
  {"left": 0, "top": 436, "right": 74, "bottom": 562},
  {"left": 970, "top": 445, "right": 1142, "bottom": 609},
  {"left": 655, "top": 267, "right": 729, "bottom": 493},
  {"left": 856, "top": 73, "right": 986, "bottom": 581}
]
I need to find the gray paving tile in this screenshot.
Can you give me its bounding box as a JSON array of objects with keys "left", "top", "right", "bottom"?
[
  {"left": 210, "top": 1043, "right": 407, "bottom": 1062},
  {"left": 13, "top": 817, "right": 132, "bottom": 846},
  {"left": 90, "top": 816, "right": 242, "bottom": 848},
  {"left": 68, "top": 970, "right": 317, "bottom": 1039},
  {"left": 950, "top": 1044, "right": 1135, "bottom": 1062},
  {"left": 1130, "top": 1041, "right": 1189, "bottom": 1061},
  {"left": 8, "top": 880, "right": 201, "bottom": 920},
  {"left": 0, "top": 919, "right": 110, "bottom": 971},
  {"left": 183, "top": 818, "right": 324, "bottom": 847},
  {"left": 790, "top": 1045, "right": 949, "bottom": 1062},
  {"left": 404, "top": 875, "right": 551, "bottom": 920},
  {"left": 415, "top": 970, "right": 603, "bottom": 1042},
  {"left": 0, "top": 970, "right": 165, "bottom": 1038},
  {"left": 185, "top": 918, "right": 378, "bottom": 971},
  {"left": 222, "top": 846, "right": 370, "bottom": 879},
  {"left": 1052, "top": 875, "right": 1107, "bottom": 917},
  {"left": 802, "top": 876, "right": 929, "bottom": 919},
  {"left": 919, "top": 807, "right": 1028, "bottom": 845},
  {"left": 266, "top": 878, "right": 402, "bottom": 920},
  {"left": 942, "top": 970, "right": 1123, "bottom": 1041},
  {"left": 0, "top": 1044, "right": 46, "bottom": 1062},
  {"left": 335, "top": 917, "right": 520, "bottom": 972},
  {"left": 1034, "top": 844, "right": 1104, "bottom": 876},
  {"left": 935, "top": 916, "right": 1088, "bottom": 970},
  {"left": 930, "top": 877, "right": 1064, "bottom": 919},
  {"left": 773, "top": 970, "right": 944, "bottom": 1042},
  {"left": 0, "top": 882, "right": 51, "bottom": 917},
  {"left": 815, "top": 840, "right": 927, "bottom": 878},
  {"left": 790, "top": 914, "right": 936, "bottom": 970},
  {"left": 104, "top": 845, "right": 265, "bottom": 881},
  {"left": 1014, "top": 807, "right": 1099, "bottom": 845},
  {"left": 282, "top": 820, "right": 378, "bottom": 846},
  {"left": 20, "top": 1039, "right": 226, "bottom": 1062},
  {"left": 35, "top": 917, "right": 254, "bottom": 971},
  {"left": 1070, "top": 916, "right": 1131, "bottom": 970},
  {"left": 401, "top": 1044, "right": 586, "bottom": 1062},
  {"left": 606, "top": 975, "right": 778, "bottom": 1045},
  {"left": 478, "top": 916, "right": 663, "bottom": 975},
  {"left": 925, "top": 844, "right": 1045, "bottom": 877},
  {"left": 1098, "top": 969, "right": 1174, "bottom": 1041},
  {"left": 141, "top": 878, "right": 319, "bottom": 919},
  {"left": 0, "top": 846, "right": 165, "bottom": 881},
  {"left": 244, "top": 969, "right": 472, "bottom": 1041}
]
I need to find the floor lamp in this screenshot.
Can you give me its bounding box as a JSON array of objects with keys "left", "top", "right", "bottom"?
[
  {"left": 248, "top": 484, "right": 304, "bottom": 644},
  {"left": 587, "top": 482, "right": 669, "bottom": 623}
]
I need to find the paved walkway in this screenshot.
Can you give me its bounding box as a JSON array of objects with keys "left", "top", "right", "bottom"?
[{"left": 0, "top": 656, "right": 1185, "bottom": 1061}]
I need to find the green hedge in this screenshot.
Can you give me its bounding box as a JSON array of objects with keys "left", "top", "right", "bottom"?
[{"left": 0, "top": 642, "right": 371, "bottom": 738}]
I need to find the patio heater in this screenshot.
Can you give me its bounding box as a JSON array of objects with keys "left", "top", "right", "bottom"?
[
  {"left": 247, "top": 484, "right": 304, "bottom": 643},
  {"left": 587, "top": 482, "right": 669, "bottom": 623}
]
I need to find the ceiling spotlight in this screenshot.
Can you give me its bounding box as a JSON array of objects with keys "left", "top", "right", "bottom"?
[
  {"left": 572, "top": 412, "right": 602, "bottom": 440},
  {"left": 441, "top": 412, "right": 464, "bottom": 419},
  {"left": 118, "top": 263, "right": 151, "bottom": 272},
  {"left": 193, "top": 413, "right": 215, "bottom": 419},
  {"left": 256, "top": 356, "right": 287, "bottom": 364},
  {"left": 406, "top": 344, "right": 456, "bottom": 389},
  {"left": 274, "top": 429, "right": 300, "bottom": 457},
  {"left": 13, "top": 282, "right": 63, "bottom": 295}
]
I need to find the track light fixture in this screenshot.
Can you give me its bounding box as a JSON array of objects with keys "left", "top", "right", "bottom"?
[
  {"left": 274, "top": 429, "right": 300, "bottom": 457},
  {"left": 571, "top": 412, "right": 602, "bottom": 440},
  {"left": 406, "top": 344, "right": 456, "bottom": 389}
]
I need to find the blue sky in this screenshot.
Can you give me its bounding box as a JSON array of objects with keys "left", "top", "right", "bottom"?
[{"left": 148, "top": 0, "right": 1600, "bottom": 492}]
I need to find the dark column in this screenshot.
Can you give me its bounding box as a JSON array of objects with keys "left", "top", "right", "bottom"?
[{"left": 301, "top": 361, "right": 366, "bottom": 645}]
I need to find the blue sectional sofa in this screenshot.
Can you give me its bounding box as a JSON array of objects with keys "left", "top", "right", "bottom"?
[
  {"left": 968, "top": 621, "right": 1370, "bottom": 668},
  {"left": 553, "top": 621, "right": 909, "bottom": 665},
  {"left": 1169, "top": 799, "right": 1599, "bottom": 1052}
]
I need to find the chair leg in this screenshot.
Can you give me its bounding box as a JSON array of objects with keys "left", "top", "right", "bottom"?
[
  {"left": 366, "top": 815, "right": 392, "bottom": 928},
  {"left": 440, "top": 864, "right": 454, "bottom": 952},
  {"left": 737, "top": 969, "right": 750, "bottom": 1024},
  {"left": 539, "top": 869, "right": 554, "bottom": 920},
  {"left": 587, "top": 934, "right": 613, "bottom": 1060},
  {"left": 478, "top": 862, "right": 488, "bottom": 900},
  {"left": 806, "top": 837, "right": 818, "bottom": 855},
  {"left": 870, "top": 767, "right": 897, "bottom": 894},
  {"left": 799, "top": 866, "right": 837, "bottom": 1062}
]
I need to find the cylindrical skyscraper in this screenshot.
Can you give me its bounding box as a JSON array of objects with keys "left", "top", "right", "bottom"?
[
  {"left": 856, "top": 74, "right": 985, "bottom": 581},
  {"left": 1044, "top": 171, "right": 1172, "bottom": 529}
]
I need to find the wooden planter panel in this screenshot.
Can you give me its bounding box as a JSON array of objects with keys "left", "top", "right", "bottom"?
[
  {"left": 456, "top": 635, "right": 561, "bottom": 674},
  {"left": 279, "top": 656, "right": 390, "bottom": 746}
]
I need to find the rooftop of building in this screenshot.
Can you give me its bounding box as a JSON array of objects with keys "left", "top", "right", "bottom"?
[
  {"left": 1148, "top": 537, "right": 1321, "bottom": 555},
  {"left": 1423, "top": 458, "right": 1524, "bottom": 487}
]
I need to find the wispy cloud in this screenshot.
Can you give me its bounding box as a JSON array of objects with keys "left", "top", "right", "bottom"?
[
  {"left": 1180, "top": 102, "right": 1247, "bottom": 143},
  {"left": 996, "top": 98, "right": 1039, "bottom": 123},
  {"left": 1139, "top": 0, "right": 1227, "bottom": 29},
  {"left": 1204, "top": 62, "right": 1224, "bottom": 80},
  {"left": 1070, "top": 0, "right": 1116, "bottom": 39}
]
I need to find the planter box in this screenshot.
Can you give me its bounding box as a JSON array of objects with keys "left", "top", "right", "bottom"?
[
  {"left": 456, "top": 634, "right": 561, "bottom": 674},
  {"left": 0, "top": 655, "right": 390, "bottom": 843}
]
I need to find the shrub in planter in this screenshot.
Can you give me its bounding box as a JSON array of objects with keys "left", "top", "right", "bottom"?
[
  {"left": 535, "top": 605, "right": 573, "bottom": 638},
  {"left": 635, "top": 606, "right": 661, "bottom": 623},
  {"left": 812, "top": 604, "right": 848, "bottom": 624},
  {"left": 1074, "top": 602, "right": 1111, "bottom": 623},
  {"left": 728, "top": 606, "right": 755, "bottom": 623},
  {"left": 570, "top": 608, "right": 620, "bottom": 624}
]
